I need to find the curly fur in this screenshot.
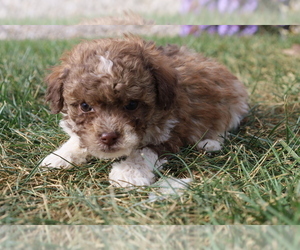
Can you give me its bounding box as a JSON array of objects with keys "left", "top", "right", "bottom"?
[{"left": 40, "top": 35, "right": 248, "bottom": 187}]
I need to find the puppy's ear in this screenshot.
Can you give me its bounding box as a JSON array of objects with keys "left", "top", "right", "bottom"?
[
  {"left": 45, "top": 65, "right": 69, "bottom": 114},
  {"left": 143, "top": 42, "right": 177, "bottom": 110}
]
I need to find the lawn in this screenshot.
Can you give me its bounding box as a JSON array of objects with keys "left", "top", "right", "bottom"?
[
  {"left": 0, "top": 29, "right": 300, "bottom": 228},
  {"left": 1, "top": 3, "right": 299, "bottom": 25},
  {"left": 2, "top": 10, "right": 299, "bottom": 25}
]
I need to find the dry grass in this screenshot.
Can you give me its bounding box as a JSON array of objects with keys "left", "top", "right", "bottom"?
[
  {"left": 1, "top": 225, "right": 300, "bottom": 249},
  {"left": 0, "top": 31, "right": 300, "bottom": 230}
]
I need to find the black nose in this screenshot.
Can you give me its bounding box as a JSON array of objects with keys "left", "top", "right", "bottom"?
[{"left": 100, "top": 132, "right": 119, "bottom": 146}]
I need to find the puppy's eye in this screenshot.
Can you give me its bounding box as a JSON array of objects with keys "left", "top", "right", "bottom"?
[
  {"left": 80, "top": 102, "right": 93, "bottom": 112},
  {"left": 124, "top": 100, "right": 139, "bottom": 111}
]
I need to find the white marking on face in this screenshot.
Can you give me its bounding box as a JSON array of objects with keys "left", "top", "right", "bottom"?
[{"left": 95, "top": 55, "right": 114, "bottom": 77}]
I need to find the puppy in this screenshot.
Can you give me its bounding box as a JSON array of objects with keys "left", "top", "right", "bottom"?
[{"left": 40, "top": 35, "right": 248, "bottom": 187}]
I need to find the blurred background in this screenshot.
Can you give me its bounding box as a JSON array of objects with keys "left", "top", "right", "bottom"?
[{"left": 0, "top": 0, "right": 300, "bottom": 39}]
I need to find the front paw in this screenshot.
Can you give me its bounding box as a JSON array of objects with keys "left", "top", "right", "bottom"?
[
  {"left": 39, "top": 137, "right": 88, "bottom": 169},
  {"left": 109, "top": 162, "right": 155, "bottom": 187},
  {"left": 39, "top": 153, "right": 72, "bottom": 169},
  {"left": 108, "top": 148, "right": 164, "bottom": 187}
]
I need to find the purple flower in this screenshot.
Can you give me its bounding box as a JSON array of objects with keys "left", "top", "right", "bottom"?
[
  {"left": 181, "top": 0, "right": 193, "bottom": 13},
  {"left": 217, "top": 0, "right": 240, "bottom": 14},
  {"left": 180, "top": 25, "right": 259, "bottom": 36},
  {"left": 217, "top": 25, "right": 240, "bottom": 36},
  {"left": 180, "top": 0, "right": 260, "bottom": 36},
  {"left": 200, "top": 25, "right": 218, "bottom": 34},
  {"left": 239, "top": 25, "right": 259, "bottom": 35},
  {"left": 199, "top": 0, "right": 218, "bottom": 12},
  {"left": 180, "top": 0, "right": 258, "bottom": 14},
  {"left": 240, "top": 0, "right": 258, "bottom": 13},
  {"left": 180, "top": 25, "right": 194, "bottom": 36}
]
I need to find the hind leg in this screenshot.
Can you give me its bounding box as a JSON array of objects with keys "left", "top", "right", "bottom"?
[
  {"left": 195, "top": 132, "right": 226, "bottom": 152},
  {"left": 197, "top": 139, "right": 222, "bottom": 152}
]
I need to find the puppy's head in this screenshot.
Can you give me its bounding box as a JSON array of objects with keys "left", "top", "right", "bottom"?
[{"left": 45, "top": 36, "right": 177, "bottom": 158}]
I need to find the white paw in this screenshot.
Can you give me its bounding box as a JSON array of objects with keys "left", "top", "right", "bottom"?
[
  {"left": 39, "top": 153, "right": 72, "bottom": 169},
  {"left": 198, "top": 139, "right": 222, "bottom": 152},
  {"left": 39, "top": 135, "right": 88, "bottom": 169},
  {"left": 109, "top": 163, "right": 155, "bottom": 187},
  {"left": 109, "top": 148, "right": 163, "bottom": 187}
]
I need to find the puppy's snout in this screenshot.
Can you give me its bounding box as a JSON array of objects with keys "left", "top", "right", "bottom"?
[{"left": 100, "top": 132, "right": 119, "bottom": 146}]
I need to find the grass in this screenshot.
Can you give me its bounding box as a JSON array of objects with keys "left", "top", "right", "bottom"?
[
  {"left": 148, "top": 9, "right": 300, "bottom": 25},
  {"left": 1, "top": 5, "right": 300, "bottom": 25},
  {"left": 0, "top": 16, "right": 85, "bottom": 25},
  {"left": 1, "top": 225, "right": 300, "bottom": 249},
  {"left": 0, "top": 30, "right": 300, "bottom": 229}
]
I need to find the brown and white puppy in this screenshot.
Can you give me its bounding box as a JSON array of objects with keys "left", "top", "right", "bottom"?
[{"left": 40, "top": 35, "right": 248, "bottom": 187}]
